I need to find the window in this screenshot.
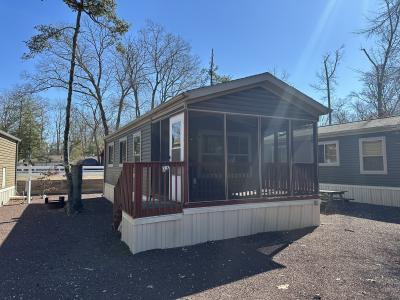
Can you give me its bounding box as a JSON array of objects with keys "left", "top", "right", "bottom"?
[
  {"left": 1, "top": 167, "right": 5, "bottom": 188},
  {"left": 261, "top": 118, "right": 288, "bottom": 164},
  {"left": 119, "top": 137, "right": 127, "bottom": 166},
  {"left": 359, "top": 137, "right": 387, "bottom": 174},
  {"left": 199, "top": 132, "right": 224, "bottom": 163},
  {"left": 318, "top": 141, "right": 339, "bottom": 166},
  {"left": 292, "top": 122, "right": 314, "bottom": 163},
  {"left": 171, "top": 121, "right": 182, "bottom": 161},
  {"left": 227, "top": 134, "right": 250, "bottom": 163},
  {"left": 107, "top": 143, "right": 114, "bottom": 166},
  {"left": 133, "top": 132, "right": 141, "bottom": 162}
]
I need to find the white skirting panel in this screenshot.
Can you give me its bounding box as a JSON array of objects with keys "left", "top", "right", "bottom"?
[
  {"left": 0, "top": 186, "right": 15, "bottom": 206},
  {"left": 320, "top": 183, "right": 400, "bottom": 207},
  {"left": 103, "top": 183, "right": 115, "bottom": 203},
  {"left": 121, "top": 199, "right": 320, "bottom": 255}
]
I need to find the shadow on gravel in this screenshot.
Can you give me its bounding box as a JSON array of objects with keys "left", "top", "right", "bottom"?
[
  {"left": 0, "top": 196, "right": 315, "bottom": 299},
  {"left": 322, "top": 201, "right": 400, "bottom": 224}
]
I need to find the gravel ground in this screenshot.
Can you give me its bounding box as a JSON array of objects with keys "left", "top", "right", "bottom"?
[{"left": 0, "top": 196, "right": 399, "bottom": 300}]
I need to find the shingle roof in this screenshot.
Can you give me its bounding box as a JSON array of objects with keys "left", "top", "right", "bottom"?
[
  {"left": 319, "top": 116, "right": 400, "bottom": 137},
  {"left": 0, "top": 129, "right": 20, "bottom": 142},
  {"left": 105, "top": 72, "right": 329, "bottom": 140}
]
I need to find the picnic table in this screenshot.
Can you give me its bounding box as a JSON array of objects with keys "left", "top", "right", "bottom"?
[{"left": 320, "top": 190, "right": 353, "bottom": 203}]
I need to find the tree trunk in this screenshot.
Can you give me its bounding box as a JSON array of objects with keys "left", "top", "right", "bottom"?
[
  {"left": 377, "top": 74, "right": 384, "bottom": 118},
  {"left": 115, "top": 95, "right": 124, "bottom": 130},
  {"left": 134, "top": 89, "right": 141, "bottom": 117},
  {"left": 151, "top": 88, "right": 157, "bottom": 110},
  {"left": 97, "top": 100, "right": 109, "bottom": 136},
  {"left": 324, "top": 60, "right": 332, "bottom": 125},
  {"left": 65, "top": 8, "right": 82, "bottom": 215}
]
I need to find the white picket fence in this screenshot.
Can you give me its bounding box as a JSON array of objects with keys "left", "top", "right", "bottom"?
[{"left": 17, "top": 165, "right": 104, "bottom": 177}]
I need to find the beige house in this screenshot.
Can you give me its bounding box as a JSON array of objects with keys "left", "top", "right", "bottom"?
[{"left": 0, "top": 130, "right": 20, "bottom": 206}]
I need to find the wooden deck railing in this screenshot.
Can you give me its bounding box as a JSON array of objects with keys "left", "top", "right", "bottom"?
[
  {"left": 292, "top": 163, "right": 318, "bottom": 195},
  {"left": 113, "top": 161, "right": 317, "bottom": 228},
  {"left": 113, "top": 162, "right": 185, "bottom": 229},
  {"left": 261, "top": 162, "right": 289, "bottom": 196}
]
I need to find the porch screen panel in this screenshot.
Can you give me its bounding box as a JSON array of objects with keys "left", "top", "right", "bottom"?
[
  {"left": 292, "top": 121, "right": 316, "bottom": 195},
  {"left": 261, "top": 118, "right": 289, "bottom": 196},
  {"left": 226, "top": 115, "right": 259, "bottom": 199},
  {"left": 188, "top": 111, "right": 226, "bottom": 202}
]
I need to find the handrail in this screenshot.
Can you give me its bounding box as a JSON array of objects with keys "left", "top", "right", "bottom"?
[{"left": 113, "top": 161, "right": 185, "bottom": 229}]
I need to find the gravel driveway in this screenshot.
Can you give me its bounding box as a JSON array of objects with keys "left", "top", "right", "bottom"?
[{"left": 0, "top": 195, "right": 399, "bottom": 299}]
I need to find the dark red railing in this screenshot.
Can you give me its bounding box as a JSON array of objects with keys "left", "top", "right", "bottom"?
[
  {"left": 113, "top": 162, "right": 185, "bottom": 229},
  {"left": 292, "top": 163, "right": 318, "bottom": 195},
  {"left": 189, "top": 162, "right": 225, "bottom": 201},
  {"left": 261, "top": 162, "right": 289, "bottom": 196}
]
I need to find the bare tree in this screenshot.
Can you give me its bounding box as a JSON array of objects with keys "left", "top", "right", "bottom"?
[
  {"left": 207, "top": 48, "right": 232, "bottom": 85},
  {"left": 358, "top": 0, "right": 400, "bottom": 118},
  {"left": 311, "top": 46, "right": 344, "bottom": 125},
  {"left": 140, "top": 21, "right": 203, "bottom": 109},
  {"left": 74, "top": 20, "right": 118, "bottom": 135},
  {"left": 24, "top": 0, "right": 128, "bottom": 214},
  {"left": 51, "top": 100, "right": 65, "bottom": 155},
  {"left": 114, "top": 37, "right": 148, "bottom": 127},
  {"left": 268, "top": 66, "right": 291, "bottom": 82}
]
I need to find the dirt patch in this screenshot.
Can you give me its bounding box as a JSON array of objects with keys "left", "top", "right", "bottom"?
[{"left": 0, "top": 197, "right": 399, "bottom": 299}]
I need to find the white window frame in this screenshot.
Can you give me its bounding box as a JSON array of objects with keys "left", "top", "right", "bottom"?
[
  {"left": 133, "top": 131, "right": 141, "bottom": 162},
  {"left": 169, "top": 113, "right": 184, "bottom": 161},
  {"left": 107, "top": 143, "right": 114, "bottom": 167},
  {"left": 1, "top": 167, "right": 6, "bottom": 188},
  {"left": 119, "top": 137, "right": 127, "bottom": 167},
  {"left": 359, "top": 136, "right": 387, "bottom": 175},
  {"left": 318, "top": 140, "right": 340, "bottom": 167}
]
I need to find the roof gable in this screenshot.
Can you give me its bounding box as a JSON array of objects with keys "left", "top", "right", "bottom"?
[
  {"left": 185, "top": 72, "right": 328, "bottom": 117},
  {"left": 188, "top": 86, "right": 317, "bottom": 120}
]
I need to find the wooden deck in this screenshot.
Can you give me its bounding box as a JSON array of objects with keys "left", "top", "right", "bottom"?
[{"left": 113, "top": 161, "right": 319, "bottom": 229}]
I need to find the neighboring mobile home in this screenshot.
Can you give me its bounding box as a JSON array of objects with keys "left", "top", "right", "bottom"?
[
  {"left": 104, "top": 73, "right": 328, "bottom": 254},
  {"left": 319, "top": 116, "right": 400, "bottom": 207},
  {"left": 0, "top": 130, "right": 19, "bottom": 206}
]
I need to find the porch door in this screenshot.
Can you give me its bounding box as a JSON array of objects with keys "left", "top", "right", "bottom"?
[{"left": 169, "top": 113, "right": 184, "bottom": 202}]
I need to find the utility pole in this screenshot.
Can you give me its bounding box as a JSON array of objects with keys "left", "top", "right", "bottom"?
[{"left": 209, "top": 48, "right": 214, "bottom": 86}]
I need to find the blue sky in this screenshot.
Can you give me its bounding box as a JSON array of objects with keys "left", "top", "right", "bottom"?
[{"left": 0, "top": 0, "right": 377, "bottom": 104}]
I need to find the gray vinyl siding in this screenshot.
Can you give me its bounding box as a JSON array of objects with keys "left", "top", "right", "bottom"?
[
  {"left": 188, "top": 86, "right": 317, "bottom": 121},
  {"left": 105, "top": 121, "right": 152, "bottom": 185},
  {"left": 319, "top": 130, "right": 400, "bottom": 187}
]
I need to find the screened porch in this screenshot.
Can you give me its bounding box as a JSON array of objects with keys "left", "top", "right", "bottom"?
[{"left": 188, "top": 110, "right": 318, "bottom": 204}]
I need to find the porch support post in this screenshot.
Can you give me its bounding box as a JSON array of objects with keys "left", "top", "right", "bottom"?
[
  {"left": 184, "top": 108, "right": 189, "bottom": 205},
  {"left": 224, "top": 113, "right": 228, "bottom": 200},
  {"left": 258, "top": 116, "right": 262, "bottom": 198},
  {"left": 288, "top": 120, "right": 294, "bottom": 196},
  {"left": 313, "top": 121, "right": 319, "bottom": 194}
]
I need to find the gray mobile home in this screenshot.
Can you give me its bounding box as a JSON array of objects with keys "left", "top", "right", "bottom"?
[
  {"left": 104, "top": 73, "right": 328, "bottom": 254},
  {"left": 319, "top": 116, "right": 400, "bottom": 207}
]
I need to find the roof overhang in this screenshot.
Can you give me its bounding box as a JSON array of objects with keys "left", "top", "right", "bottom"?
[
  {"left": 105, "top": 72, "right": 329, "bottom": 141},
  {"left": 319, "top": 124, "right": 400, "bottom": 138},
  {"left": 184, "top": 72, "right": 329, "bottom": 117},
  {"left": 0, "top": 130, "right": 20, "bottom": 143}
]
